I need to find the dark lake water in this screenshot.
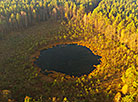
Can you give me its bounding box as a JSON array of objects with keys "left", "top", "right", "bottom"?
[{"left": 35, "top": 44, "right": 101, "bottom": 76}]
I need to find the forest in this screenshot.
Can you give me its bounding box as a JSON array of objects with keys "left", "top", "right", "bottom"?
[{"left": 0, "top": 0, "right": 138, "bottom": 102}]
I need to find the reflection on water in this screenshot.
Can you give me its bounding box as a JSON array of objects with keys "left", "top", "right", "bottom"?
[{"left": 35, "top": 44, "right": 101, "bottom": 76}]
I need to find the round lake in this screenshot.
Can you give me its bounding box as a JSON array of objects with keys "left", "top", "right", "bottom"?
[{"left": 34, "top": 44, "right": 101, "bottom": 76}]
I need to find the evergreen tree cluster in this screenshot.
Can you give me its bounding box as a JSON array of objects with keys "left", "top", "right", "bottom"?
[
  {"left": 0, "top": 0, "right": 100, "bottom": 33},
  {"left": 90, "top": 0, "right": 138, "bottom": 51}
]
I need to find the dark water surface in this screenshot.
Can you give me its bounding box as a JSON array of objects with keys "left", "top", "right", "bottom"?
[{"left": 35, "top": 44, "right": 101, "bottom": 76}]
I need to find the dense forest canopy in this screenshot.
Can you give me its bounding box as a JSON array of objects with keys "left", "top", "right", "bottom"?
[
  {"left": 91, "top": 0, "right": 138, "bottom": 51},
  {"left": 0, "top": 0, "right": 100, "bottom": 33},
  {"left": 0, "top": 0, "right": 138, "bottom": 102}
]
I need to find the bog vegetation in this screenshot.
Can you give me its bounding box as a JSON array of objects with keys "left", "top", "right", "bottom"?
[{"left": 0, "top": 0, "right": 138, "bottom": 102}]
